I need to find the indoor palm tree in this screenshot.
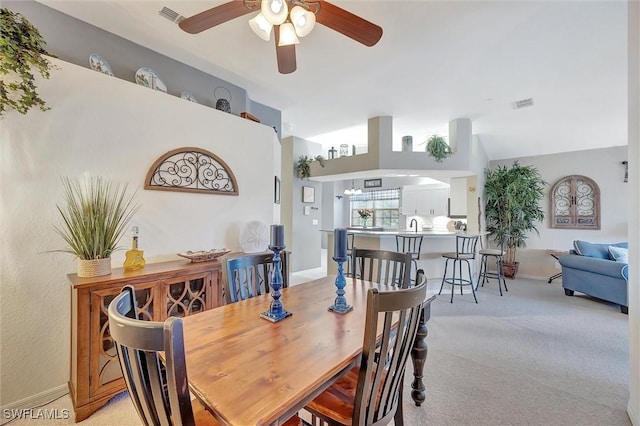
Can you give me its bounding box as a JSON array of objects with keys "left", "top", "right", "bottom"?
[{"left": 484, "top": 161, "right": 546, "bottom": 277}]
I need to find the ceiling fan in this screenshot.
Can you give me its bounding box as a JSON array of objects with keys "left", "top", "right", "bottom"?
[{"left": 178, "top": 0, "right": 383, "bottom": 74}]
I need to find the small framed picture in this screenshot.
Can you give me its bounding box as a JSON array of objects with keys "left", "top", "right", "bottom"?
[
  {"left": 364, "top": 178, "right": 382, "bottom": 188},
  {"left": 302, "top": 186, "right": 315, "bottom": 203},
  {"left": 274, "top": 176, "right": 281, "bottom": 204}
]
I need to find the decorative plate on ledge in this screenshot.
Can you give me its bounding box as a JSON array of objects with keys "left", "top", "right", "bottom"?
[
  {"left": 88, "top": 54, "right": 113, "bottom": 76},
  {"left": 135, "top": 67, "right": 167, "bottom": 93},
  {"left": 178, "top": 249, "right": 230, "bottom": 263}
]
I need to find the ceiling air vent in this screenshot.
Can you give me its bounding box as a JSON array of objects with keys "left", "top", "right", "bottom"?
[
  {"left": 512, "top": 98, "right": 534, "bottom": 109},
  {"left": 159, "top": 7, "right": 184, "bottom": 24}
]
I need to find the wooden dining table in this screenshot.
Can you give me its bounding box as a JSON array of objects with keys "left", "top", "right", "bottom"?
[{"left": 181, "top": 275, "right": 435, "bottom": 426}]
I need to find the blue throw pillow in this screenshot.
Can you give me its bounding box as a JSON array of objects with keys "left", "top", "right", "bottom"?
[
  {"left": 608, "top": 246, "right": 629, "bottom": 263},
  {"left": 574, "top": 240, "right": 609, "bottom": 259},
  {"left": 574, "top": 240, "right": 627, "bottom": 259}
]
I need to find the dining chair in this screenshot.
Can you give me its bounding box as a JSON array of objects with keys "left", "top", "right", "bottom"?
[
  {"left": 303, "top": 269, "right": 428, "bottom": 426},
  {"left": 344, "top": 233, "right": 355, "bottom": 277},
  {"left": 395, "top": 234, "right": 424, "bottom": 283},
  {"left": 351, "top": 248, "right": 413, "bottom": 288},
  {"left": 477, "top": 233, "right": 510, "bottom": 296},
  {"left": 108, "top": 285, "right": 302, "bottom": 426},
  {"left": 222, "top": 251, "right": 290, "bottom": 304},
  {"left": 438, "top": 234, "right": 480, "bottom": 303}
]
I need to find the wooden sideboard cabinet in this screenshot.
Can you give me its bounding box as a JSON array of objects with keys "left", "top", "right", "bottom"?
[{"left": 68, "top": 260, "right": 223, "bottom": 422}]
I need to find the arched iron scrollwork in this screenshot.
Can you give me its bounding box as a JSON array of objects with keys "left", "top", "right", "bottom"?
[
  {"left": 550, "top": 175, "right": 600, "bottom": 229},
  {"left": 145, "top": 147, "right": 238, "bottom": 195}
]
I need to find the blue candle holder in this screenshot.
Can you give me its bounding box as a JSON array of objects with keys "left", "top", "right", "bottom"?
[
  {"left": 260, "top": 245, "right": 292, "bottom": 322},
  {"left": 328, "top": 255, "right": 353, "bottom": 314}
]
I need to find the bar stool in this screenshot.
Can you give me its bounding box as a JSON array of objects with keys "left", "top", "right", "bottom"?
[
  {"left": 439, "top": 234, "right": 480, "bottom": 303},
  {"left": 396, "top": 234, "right": 423, "bottom": 284},
  {"left": 477, "top": 233, "right": 509, "bottom": 296}
]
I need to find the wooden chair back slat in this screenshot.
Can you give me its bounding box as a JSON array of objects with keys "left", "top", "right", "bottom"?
[
  {"left": 351, "top": 248, "right": 412, "bottom": 288},
  {"left": 108, "top": 285, "right": 196, "bottom": 426},
  {"left": 222, "top": 251, "right": 290, "bottom": 304},
  {"left": 353, "top": 271, "right": 427, "bottom": 426}
]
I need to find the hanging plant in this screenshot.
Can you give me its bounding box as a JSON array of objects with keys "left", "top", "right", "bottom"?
[
  {"left": 1, "top": 8, "right": 55, "bottom": 116},
  {"left": 296, "top": 155, "right": 325, "bottom": 179},
  {"left": 426, "top": 135, "right": 452, "bottom": 162}
]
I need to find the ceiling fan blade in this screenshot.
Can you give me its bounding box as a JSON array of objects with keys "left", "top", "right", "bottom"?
[
  {"left": 179, "top": 0, "right": 253, "bottom": 34},
  {"left": 315, "top": 1, "right": 383, "bottom": 47},
  {"left": 274, "top": 29, "right": 297, "bottom": 74}
]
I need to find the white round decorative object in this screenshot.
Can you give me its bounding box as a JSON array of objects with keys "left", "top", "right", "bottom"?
[
  {"left": 88, "top": 54, "right": 114, "bottom": 76},
  {"left": 135, "top": 67, "right": 167, "bottom": 93},
  {"left": 240, "top": 221, "right": 270, "bottom": 253},
  {"left": 181, "top": 91, "right": 198, "bottom": 103}
]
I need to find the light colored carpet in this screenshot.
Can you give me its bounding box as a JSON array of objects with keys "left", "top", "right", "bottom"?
[{"left": 5, "top": 276, "right": 630, "bottom": 426}]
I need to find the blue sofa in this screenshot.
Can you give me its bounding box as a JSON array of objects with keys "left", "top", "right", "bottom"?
[{"left": 558, "top": 240, "right": 628, "bottom": 314}]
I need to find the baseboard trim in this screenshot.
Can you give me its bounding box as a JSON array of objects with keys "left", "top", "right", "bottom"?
[
  {"left": 0, "top": 384, "right": 68, "bottom": 425},
  {"left": 628, "top": 401, "right": 639, "bottom": 426},
  {"left": 515, "top": 274, "right": 548, "bottom": 281}
]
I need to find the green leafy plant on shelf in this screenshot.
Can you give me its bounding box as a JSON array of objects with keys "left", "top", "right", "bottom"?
[
  {"left": 426, "top": 135, "right": 452, "bottom": 162},
  {"left": 484, "top": 161, "right": 546, "bottom": 277},
  {"left": 54, "top": 176, "right": 140, "bottom": 261},
  {"left": 297, "top": 155, "right": 325, "bottom": 179},
  {"left": 1, "top": 8, "right": 55, "bottom": 116}
]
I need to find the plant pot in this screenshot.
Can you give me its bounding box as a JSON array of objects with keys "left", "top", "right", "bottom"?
[
  {"left": 503, "top": 261, "right": 519, "bottom": 279},
  {"left": 78, "top": 258, "right": 112, "bottom": 278}
]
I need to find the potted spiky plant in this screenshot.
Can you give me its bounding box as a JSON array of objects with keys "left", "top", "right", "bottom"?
[
  {"left": 484, "top": 161, "right": 546, "bottom": 278},
  {"left": 55, "top": 176, "right": 140, "bottom": 277}
]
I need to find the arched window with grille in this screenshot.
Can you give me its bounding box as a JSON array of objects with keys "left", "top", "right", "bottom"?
[{"left": 550, "top": 175, "right": 600, "bottom": 229}]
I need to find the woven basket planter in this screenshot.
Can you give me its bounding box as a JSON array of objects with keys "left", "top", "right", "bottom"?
[{"left": 77, "top": 258, "right": 112, "bottom": 278}]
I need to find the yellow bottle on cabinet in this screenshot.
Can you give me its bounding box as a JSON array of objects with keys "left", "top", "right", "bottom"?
[{"left": 123, "top": 226, "right": 145, "bottom": 271}]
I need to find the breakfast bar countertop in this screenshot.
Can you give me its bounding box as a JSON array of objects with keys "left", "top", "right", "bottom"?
[{"left": 320, "top": 228, "right": 458, "bottom": 237}]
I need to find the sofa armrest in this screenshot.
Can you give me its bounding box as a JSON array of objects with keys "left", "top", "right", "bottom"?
[{"left": 558, "top": 254, "right": 628, "bottom": 280}]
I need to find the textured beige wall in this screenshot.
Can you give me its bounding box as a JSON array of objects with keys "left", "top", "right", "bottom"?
[{"left": 0, "top": 59, "right": 279, "bottom": 408}]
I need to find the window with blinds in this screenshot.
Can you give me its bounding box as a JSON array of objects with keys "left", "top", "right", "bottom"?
[{"left": 350, "top": 188, "right": 400, "bottom": 228}]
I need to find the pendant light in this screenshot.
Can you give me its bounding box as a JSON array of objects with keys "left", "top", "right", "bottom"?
[
  {"left": 249, "top": 13, "right": 273, "bottom": 41},
  {"left": 344, "top": 180, "right": 362, "bottom": 195},
  {"left": 290, "top": 5, "right": 316, "bottom": 37},
  {"left": 262, "top": 0, "right": 288, "bottom": 25},
  {"left": 278, "top": 22, "right": 300, "bottom": 46}
]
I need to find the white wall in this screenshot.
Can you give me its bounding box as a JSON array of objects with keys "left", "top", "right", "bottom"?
[
  {"left": 281, "top": 136, "right": 323, "bottom": 272},
  {"left": 490, "top": 147, "right": 628, "bottom": 250},
  {"left": 0, "top": 59, "right": 279, "bottom": 407},
  {"left": 627, "top": 1, "right": 639, "bottom": 424}
]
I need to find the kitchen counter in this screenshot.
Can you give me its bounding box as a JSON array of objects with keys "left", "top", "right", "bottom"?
[
  {"left": 324, "top": 228, "right": 465, "bottom": 279},
  {"left": 322, "top": 228, "right": 458, "bottom": 237}
]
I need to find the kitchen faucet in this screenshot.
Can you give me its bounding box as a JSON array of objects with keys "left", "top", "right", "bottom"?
[{"left": 410, "top": 218, "right": 418, "bottom": 232}]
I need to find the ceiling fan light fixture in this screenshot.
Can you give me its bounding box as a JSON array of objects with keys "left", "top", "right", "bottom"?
[
  {"left": 249, "top": 13, "right": 272, "bottom": 41},
  {"left": 278, "top": 22, "right": 300, "bottom": 46},
  {"left": 290, "top": 5, "right": 316, "bottom": 37},
  {"left": 262, "top": 0, "right": 288, "bottom": 25}
]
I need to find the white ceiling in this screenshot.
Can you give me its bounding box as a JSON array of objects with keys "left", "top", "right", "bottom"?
[{"left": 38, "top": 0, "right": 628, "bottom": 160}]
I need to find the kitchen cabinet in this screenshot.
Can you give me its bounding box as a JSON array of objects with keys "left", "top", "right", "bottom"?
[
  {"left": 402, "top": 186, "right": 448, "bottom": 216},
  {"left": 68, "top": 260, "right": 222, "bottom": 422},
  {"left": 449, "top": 177, "right": 468, "bottom": 218}
]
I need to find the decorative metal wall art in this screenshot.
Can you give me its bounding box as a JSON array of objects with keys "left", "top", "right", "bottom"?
[
  {"left": 145, "top": 147, "right": 238, "bottom": 195},
  {"left": 550, "top": 175, "right": 599, "bottom": 229}
]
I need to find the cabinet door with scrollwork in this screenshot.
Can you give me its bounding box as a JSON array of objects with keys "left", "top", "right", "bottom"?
[
  {"left": 163, "top": 272, "right": 213, "bottom": 319},
  {"left": 89, "top": 283, "right": 158, "bottom": 397},
  {"left": 551, "top": 175, "right": 600, "bottom": 229}
]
